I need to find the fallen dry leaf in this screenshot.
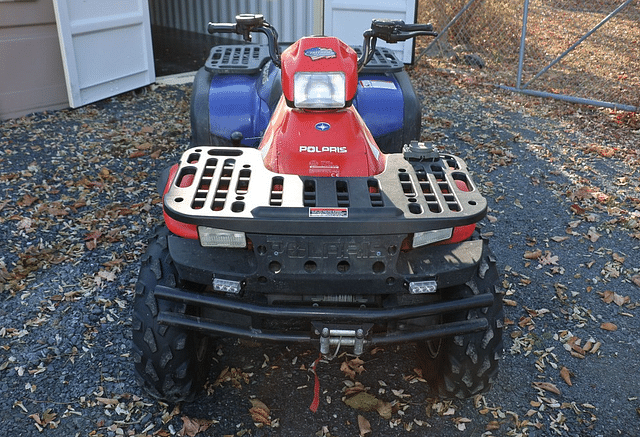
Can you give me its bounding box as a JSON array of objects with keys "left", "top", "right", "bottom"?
[
  {"left": 524, "top": 249, "right": 542, "bottom": 260},
  {"left": 571, "top": 186, "right": 593, "bottom": 201},
  {"left": 453, "top": 417, "right": 472, "bottom": 431},
  {"left": 344, "top": 392, "right": 379, "bottom": 412},
  {"left": 503, "top": 299, "right": 518, "bottom": 307},
  {"left": 391, "top": 388, "right": 410, "bottom": 399},
  {"left": 46, "top": 207, "right": 69, "bottom": 217},
  {"left": 585, "top": 227, "right": 601, "bottom": 242},
  {"left": 533, "top": 382, "right": 561, "bottom": 395},
  {"left": 538, "top": 252, "right": 559, "bottom": 266},
  {"left": 29, "top": 409, "right": 57, "bottom": 430},
  {"left": 560, "top": 367, "right": 573, "bottom": 386},
  {"left": 249, "top": 399, "right": 271, "bottom": 426},
  {"left": 178, "top": 416, "right": 216, "bottom": 437},
  {"left": 344, "top": 381, "right": 367, "bottom": 396},
  {"left": 96, "top": 397, "right": 119, "bottom": 405},
  {"left": 341, "top": 357, "right": 366, "bottom": 379},
  {"left": 486, "top": 420, "right": 501, "bottom": 431},
  {"left": 376, "top": 400, "right": 393, "bottom": 420},
  {"left": 358, "top": 414, "right": 372, "bottom": 436},
  {"left": 612, "top": 253, "right": 625, "bottom": 263},
  {"left": 137, "top": 141, "right": 153, "bottom": 150},
  {"left": 600, "top": 322, "right": 618, "bottom": 331},
  {"left": 18, "top": 194, "right": 39, "bottom": 207},
  {"left": 214, "top": 366, "right": 252, "bottom": 388},
  {"left": 570, "top": 204, "right": 586, "bottom": 215},
  {"left": 568, "top": 220, "right": 582, "bottom": 228},
  {"left": 601, "top": 290, "right": 630, "bottom": 306},
  {"left": 97, "top": 269, "right": 116, "bottom": 282}
]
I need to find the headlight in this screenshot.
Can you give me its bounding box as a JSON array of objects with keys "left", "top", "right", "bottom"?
[
  {"left": 412, "top": 228, "right": 453, "bottom": 248},
  {"left": 198, "top": 226, "right": 246, "bottom": 248},
  {"left": 294, "top": 72, "right": 345, "bottom": 108}
]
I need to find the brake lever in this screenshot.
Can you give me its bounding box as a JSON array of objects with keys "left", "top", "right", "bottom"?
[
  {"left": 401, "top": 23, "right": 435, "bottom": 33},
  {"left": 390, "top": 30, "right": 438, "bottom": 42},
  {"left": 370, "top": 19, "right": 437, "bottom": 44}
]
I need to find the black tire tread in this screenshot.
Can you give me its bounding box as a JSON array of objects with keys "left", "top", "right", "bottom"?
[
  {"left": 418, "top": 237, "right": 503, "bottom": 399},
  {"left": 132, "top": 225, "right": 213, "bottom": 403}
]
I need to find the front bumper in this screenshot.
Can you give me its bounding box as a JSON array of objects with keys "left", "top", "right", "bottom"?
[
  {"left": 155, "top": 233, "right": 494, "bottom": 351},
  {"left": 155, "top": 284, "right": 492, "bottom": 346}
]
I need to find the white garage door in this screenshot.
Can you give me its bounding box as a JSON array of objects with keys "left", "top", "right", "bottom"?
[
  {"left": 53, "top": 0, "right": 155, "bottom": 108},
  {"left": 323, "top": 0, "right": 418, "bottom": 64}
]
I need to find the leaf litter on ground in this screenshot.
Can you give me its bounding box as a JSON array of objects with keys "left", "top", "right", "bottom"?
[{"left": 1, "top": 32, "right": 639, "bottom": 435}]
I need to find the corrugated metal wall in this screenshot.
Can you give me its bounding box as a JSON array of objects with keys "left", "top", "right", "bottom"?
[{"left": 149, "top": 0, "right": 320, "bottom": 43}]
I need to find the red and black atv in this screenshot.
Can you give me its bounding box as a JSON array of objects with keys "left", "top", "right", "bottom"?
[{"left": 133, "top": 14, "right": 503, "bottom": 403}]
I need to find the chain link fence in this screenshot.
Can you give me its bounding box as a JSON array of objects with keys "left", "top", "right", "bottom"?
[{"left": 417, "top": 0, "right": 640, "bottom": 111}]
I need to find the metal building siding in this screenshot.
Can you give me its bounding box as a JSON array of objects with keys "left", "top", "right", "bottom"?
[
  {"left": 149, "top": 0, "right": 316, "bottom": 42},
  {"left": 0, "top": 0, "right": 69, "bottom": 119}
]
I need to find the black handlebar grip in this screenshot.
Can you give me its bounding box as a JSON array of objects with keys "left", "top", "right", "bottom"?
[{"left": 207, "top": 22, "right": 237, "bottom": 34}]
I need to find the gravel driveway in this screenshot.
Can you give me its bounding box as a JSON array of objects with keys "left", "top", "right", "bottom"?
[{"left": 1, "top": 69, "right": 638, "bottom": 437}]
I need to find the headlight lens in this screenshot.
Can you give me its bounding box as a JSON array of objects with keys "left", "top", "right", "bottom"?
[
  {"left": 294, "top": 72, "right": 346, "bottom": 108},
  {"left": 198, "top": 227, "right": 246, "bottom": 248}
]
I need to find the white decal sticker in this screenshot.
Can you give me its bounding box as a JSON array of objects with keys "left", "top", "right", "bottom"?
[
  {"left": 309, "top": 208, "right": 348, "bottom": 218},
  {"left": 360, "top": 80, "right": 397, "bottom": 90}
]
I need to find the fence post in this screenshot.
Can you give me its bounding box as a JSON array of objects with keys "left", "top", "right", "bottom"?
[{"left": 516, "top": 0, "right": 530, "bottom": 89}]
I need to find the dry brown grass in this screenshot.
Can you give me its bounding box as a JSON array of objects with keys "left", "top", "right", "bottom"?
[{"left": 417, "top": 0, "right": 640, "bottom": 109}]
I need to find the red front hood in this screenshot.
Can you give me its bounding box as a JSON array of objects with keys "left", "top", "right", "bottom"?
[
  {"left": 259, "top": 98, "right": 386, "bottom": 177},
  {"left": 280, "top": 36, "right": 359, "bottom": 105}
]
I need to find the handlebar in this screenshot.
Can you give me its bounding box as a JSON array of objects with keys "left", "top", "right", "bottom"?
[
  {"left": 358, "top": 19, "right": 437, "bottom": 70},
  {"left": 207, "top": 15, "right": 437, "bottom": 71},
  {"left": 370, "top": 19, "right": 436, "bottom": 42},
  {"left": 208, "top": 14, "right": 282, "bottom": 67}
]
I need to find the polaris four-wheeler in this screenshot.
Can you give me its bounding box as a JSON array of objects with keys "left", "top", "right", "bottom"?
[{"left": 133, "top": 14, "right": 503, "bottom": 403}]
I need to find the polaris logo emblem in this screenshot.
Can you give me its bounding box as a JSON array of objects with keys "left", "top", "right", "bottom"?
[
  {"left": 304, "top": 47, "right": 336, "bottom": 61},
  {"left": 315, "top": 122, "right": 330, "bottom": 131},
  {"left": 300, "top": 146, "right": 347, "bottom": 153}
]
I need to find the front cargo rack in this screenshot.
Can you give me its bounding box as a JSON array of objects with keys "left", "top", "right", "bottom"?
[
  {"left": 163, "top": 147, "right": 487, "bottom": 236},
  {"left": 205, "top": 45, "right": 404, "bottom": 75}
]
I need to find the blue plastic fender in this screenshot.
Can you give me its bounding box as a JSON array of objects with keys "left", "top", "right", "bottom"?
[
  {"left": 208, "top": 74, "right": 271, "bottom": 148},
  {"left": 354, "top": 74, "right": 404, "bottom": 138}
]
